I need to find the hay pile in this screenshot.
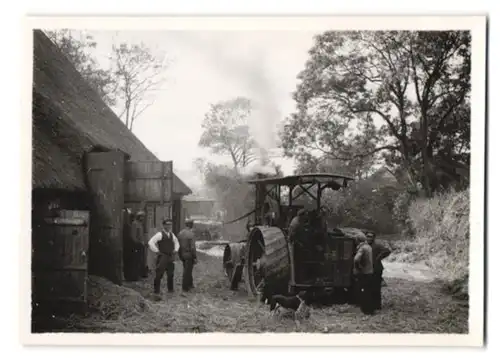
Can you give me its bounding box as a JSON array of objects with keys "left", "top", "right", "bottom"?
[
  {"left": 86, "top": 275, "right": 154, "bottom": 320},
  {"left": 405, "top": 189, "right": 470, "bottom": 298},
  {"left": 59, "top": 275, "right": 167, "bottom": 333}
]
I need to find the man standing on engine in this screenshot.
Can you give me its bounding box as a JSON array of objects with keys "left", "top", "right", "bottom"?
[
  {"left": 178, "top": 219, "right": 197, "bottom": 293},
  {"left": 288, "top": 208, "right": 307, "bottom": 244},
  {"left": 148, "top": 218, "right": 180, "bottom": 298},
  {"left": 288, "top": 208, "right": 308, "bottom": 281}
]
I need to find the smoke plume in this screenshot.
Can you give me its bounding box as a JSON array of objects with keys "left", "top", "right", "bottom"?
[
  {"left": 176, "top": 32, "right": 282, "bottom": 169},
  {"left": 240, "top": 163, "right": 277, "bottom": 178}
]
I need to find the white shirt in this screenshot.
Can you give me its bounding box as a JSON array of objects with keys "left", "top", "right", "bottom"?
[{"left": 147, "top": 230, "right": 180, "bottom": 254}]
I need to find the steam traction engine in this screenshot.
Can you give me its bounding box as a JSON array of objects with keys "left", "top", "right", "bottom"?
[{"left": 222, "top": 173, "right": 369, "bottom": 300}]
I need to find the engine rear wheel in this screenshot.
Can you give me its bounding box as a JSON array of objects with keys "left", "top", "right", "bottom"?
[{"left": 244, "top": 230, "right": 265, "bottom": 297}]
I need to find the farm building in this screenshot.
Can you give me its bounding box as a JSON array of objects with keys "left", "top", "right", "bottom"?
[
  {"left": 31, "top": 29, "right": 192, "bottom": 313},
  {"left": 182, "top": 195, "right": 217, "bottom": 220}
]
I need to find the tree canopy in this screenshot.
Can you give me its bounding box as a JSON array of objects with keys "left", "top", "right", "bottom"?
[
  {"left": 45, "top": 29, "right": 117, "bottom": 106},
  {"left": 281, "top": 30, "right": 470, "bottom": 196}
]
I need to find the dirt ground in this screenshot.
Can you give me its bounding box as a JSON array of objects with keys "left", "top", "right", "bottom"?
[{"left": 34, "top": 247, "right": 469, "bottom": 334}]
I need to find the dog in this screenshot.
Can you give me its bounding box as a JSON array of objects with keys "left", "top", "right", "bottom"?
[{"left": 265, "top": 291, "right": 311, "bottom": 320}]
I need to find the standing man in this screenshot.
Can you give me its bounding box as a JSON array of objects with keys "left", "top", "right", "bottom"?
[
  {"left": 366, "top": 232, "right": 391, "bottom": 311},
  {"left": 130, "top": 211, "right": 146, "bottom": 281},
  {"left": 147, "top": 218, "right": 180, "bottom": 298},
  {"left": 353, "top": 235, "right": 375, "bottom": 315},
  {"left": 178, "top": 219, "right": 197, "bottom": 292}
]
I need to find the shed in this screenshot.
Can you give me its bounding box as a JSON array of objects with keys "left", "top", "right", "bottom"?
[
  {"left": 31, "top": 29, "right": 192, "bottom": 311},
  {"left": 182, "top": 195, "right": 217, "bottom": 220}
]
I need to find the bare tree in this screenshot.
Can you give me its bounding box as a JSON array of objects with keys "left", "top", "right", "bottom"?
[
  {"left": 109, "top": 41, "right": 169, "bottom": 131},
  {"left": 198, "top": 97, "right": 259, "bottom": 173}
]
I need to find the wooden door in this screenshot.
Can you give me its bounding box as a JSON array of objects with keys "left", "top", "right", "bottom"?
[
  {"left": 85, "top": 150, "right": 126, "bottom": 285},
  {"left": 172, "top": 199, "right": 182, "bottom": 235},
  {"left": 153, "top": 203, "right": 172, "bottom": 229},
  {"left": 125, "top": 161, "right": 173, "bottom": 204},
  {"left": 32, "top": 210, "right": 90, "bottom": 313}
]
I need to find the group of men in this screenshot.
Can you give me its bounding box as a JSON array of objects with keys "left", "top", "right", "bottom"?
[
  {"left": 287, "top": 208, "right": 391, "bottom": 315},
  {"left": 124, "top": 210, "right": 198, "bottom": 299}
]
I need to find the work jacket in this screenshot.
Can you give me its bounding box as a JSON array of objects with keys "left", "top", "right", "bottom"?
[{"left": 178, "top": 228, "right": 197, "bottom": 261}]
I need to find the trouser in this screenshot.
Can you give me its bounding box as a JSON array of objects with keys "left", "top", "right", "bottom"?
[
  {"left": 182, "top": 259, "right": 194, "bottom": 291},
  {"left": 135, "top": 245, "right": 147, "bottom": 278},
  {"left": 348, "top": 276, "right": 359, "bottom": 305},
  {"left": 355, "top": 273, "right": 375, "bottom": 315},
  {"left": 123, "top": 244, "right": 135, "bottom": 281},
  {"left": 154, "top": 253, "right": 175, "bottom": 294},
  {"left": 372, "top": 271, "right": 383, "bottom": 310},
  {"left": 127, "top": 244, "right": 143, "bottom": 281}
]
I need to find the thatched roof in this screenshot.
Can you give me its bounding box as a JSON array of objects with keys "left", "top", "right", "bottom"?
[{"left": 32, "top": 30, "right": 192, "bottom": 196}]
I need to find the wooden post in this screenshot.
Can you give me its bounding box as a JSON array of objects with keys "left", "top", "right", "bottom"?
[{"left": 85, "top": 150, "right": 126, "bottom": 285}]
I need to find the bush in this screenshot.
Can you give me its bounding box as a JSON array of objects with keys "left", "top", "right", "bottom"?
[
  {"left": 407, "top": 188, "right": 469, "bottom": 297},
  {"left": 320, "top": 179, "right": 404, "bottom": 234}
]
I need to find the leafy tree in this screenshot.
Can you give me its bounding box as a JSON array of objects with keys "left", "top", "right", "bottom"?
[
  {"left": 44, "top": 29, "right": 116, "bottom": 106},
  {"left": 109, "top": 42, "right": 169, "bottom": 131},
  {"left": 199, "top": 97, "right": 259, "bottom": 173},
  {"left": 281, "top": 30, "right": 470, "bottom": 197}
]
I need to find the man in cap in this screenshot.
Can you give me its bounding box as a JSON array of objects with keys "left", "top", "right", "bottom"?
[
  {"left": 178, "top": 219, "right": 197, "bottom": 292},
  {"left": 263, "top": 202, "right": 276, "bottom": 227},
  {"left": 130, "top": 210, "right": 146, "bottom": 281},
  {"left": 288, "top": 208, "right": 308, "bottom": 244},
  {"left": 147, "top": 218, "right": 180, "bottom": 297},
  {"left": 353, "top": 234, "right": 375, "bottom": 315},
  {"left": 366, "top": 232, "right": 391, "bottom": 310}
]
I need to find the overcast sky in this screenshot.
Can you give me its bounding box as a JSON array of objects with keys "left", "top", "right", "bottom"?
[{"left": 81, "top": 30, "right": 320, "bottom": 192}]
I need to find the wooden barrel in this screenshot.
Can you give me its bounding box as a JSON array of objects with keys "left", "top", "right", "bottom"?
[
  {"left": 244, "top": 226, "right": 290, "bottom": 297},
  {"left": 222, "top": 242, "right": 247, "bottom": 290}
]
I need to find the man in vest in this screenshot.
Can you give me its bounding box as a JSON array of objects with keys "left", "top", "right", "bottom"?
[
  {"left": 147, "top": 218, "right": 180, "bottom": 297},
  {"left": 178, "top": 219, "right": 197, "bottom": 292},
  {"left": 353, "top": 235, "right": 376, "bottom": 315}
]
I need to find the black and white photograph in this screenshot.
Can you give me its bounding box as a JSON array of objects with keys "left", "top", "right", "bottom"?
[{"left": 22, "top": 15, "right": 486, "bottom": 346}]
